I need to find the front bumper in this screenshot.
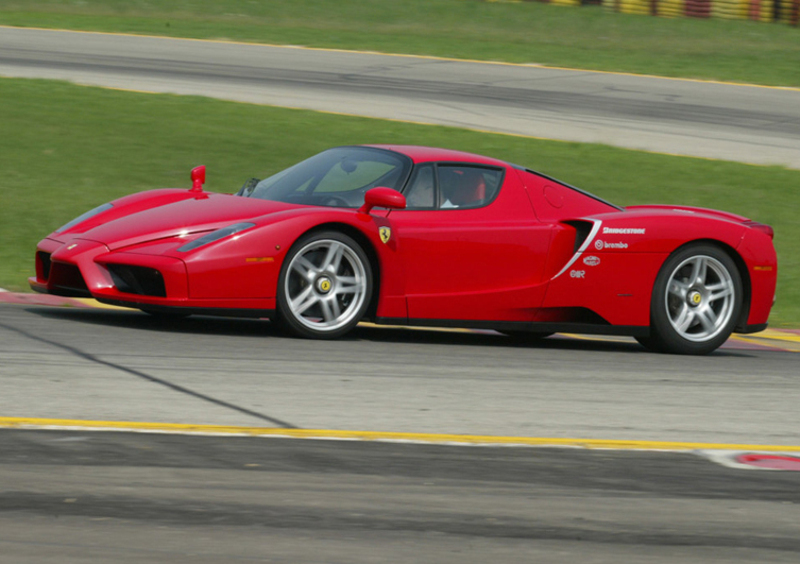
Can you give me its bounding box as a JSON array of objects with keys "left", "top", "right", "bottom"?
[{"left": 30, "top": 237, "right": 276, "bottom": 313}]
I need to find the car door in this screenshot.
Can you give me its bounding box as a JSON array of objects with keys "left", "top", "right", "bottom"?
[{"left": 387, "top": 163, "right": 553, "bottom": 323}]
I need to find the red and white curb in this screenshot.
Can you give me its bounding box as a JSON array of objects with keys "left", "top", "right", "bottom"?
[
  {"left": 698, "top": 450, "right": 800, "bottom": 471},
  {"left": 0, "top": 291, "right": 96, "bottom": 308}
]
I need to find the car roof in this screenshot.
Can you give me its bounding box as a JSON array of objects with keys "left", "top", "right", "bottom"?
[{"left": 366, "top": 144, "right": 510, "bottom": 167}]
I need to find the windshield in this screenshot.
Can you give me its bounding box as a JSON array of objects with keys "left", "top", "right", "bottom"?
[{"left": 242, "top": 147, "right": 411, "bottom": 208}]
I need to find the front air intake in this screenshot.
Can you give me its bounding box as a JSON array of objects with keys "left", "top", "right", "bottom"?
[
  {"left": 108, "top": 265, "right": 167, "bottom": 297},
  {"left": 36, "top": 251, "right": 52, "bottom": 281},
  {"left": 48, "top": 262, "right": 90, "bottom": 297}
]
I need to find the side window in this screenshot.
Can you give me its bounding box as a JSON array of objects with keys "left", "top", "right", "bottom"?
[
  {"left": 438, "top": 166, "right": 502, "bottom": 209},
  {"left": 403, "top": 164, "right": 436, "bottom": 209}
]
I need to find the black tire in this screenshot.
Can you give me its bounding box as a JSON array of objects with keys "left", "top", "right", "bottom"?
[
  {"left": 276, "top": 231, "right": 373, "bottom": 339},
  {"left": 649, "top": 244, "right": 742, "bottom": 355}
]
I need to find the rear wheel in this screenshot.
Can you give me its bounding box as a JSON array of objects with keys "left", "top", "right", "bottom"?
[
  {"left": 276, "top": 231, "right": 372, "bottom": 339},
  {"left": 648, "top": 244, "right": 742, "bottom": 355}
]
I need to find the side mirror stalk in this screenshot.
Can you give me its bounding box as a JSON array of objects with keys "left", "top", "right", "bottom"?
[{"left": 191, "top": 165, "right": 206, "bottom": 192}]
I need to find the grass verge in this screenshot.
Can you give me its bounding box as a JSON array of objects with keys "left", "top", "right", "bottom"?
[
  {"left": 1, "top": 77, "right": 797, "bottom": 324},
  {"left": 1, "top": 0, "right": 799, "bottom": 87}
]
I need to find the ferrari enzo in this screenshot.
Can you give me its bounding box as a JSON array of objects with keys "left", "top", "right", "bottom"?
[{"left": 30, "top": 145, "right": 777, "bottom": 354}]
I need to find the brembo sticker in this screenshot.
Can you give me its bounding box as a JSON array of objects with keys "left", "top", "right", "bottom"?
[
  {"left": 583, "top": 256, "right": 600, "bottom": 266},
  {"left": 593, "top": 240, "right": 628, "bottom": 250}
]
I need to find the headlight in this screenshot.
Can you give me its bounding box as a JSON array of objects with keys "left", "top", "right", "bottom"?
[
  {"left": 55, "top": 203, "right": 114, "bottom": 233},
  {"left": 177, "top": 223, "right": 255, "bottom": 252}
]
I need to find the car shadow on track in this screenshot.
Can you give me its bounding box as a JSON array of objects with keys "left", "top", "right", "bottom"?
[
  {"left": 29, "top": 306, "right": 278, "bottom": 337},
  {"left": 349, "top": 325, "right": 752, "bottom": 358},
  {"left": 27, "top": 307, "right": 754, "bottom": 357}
]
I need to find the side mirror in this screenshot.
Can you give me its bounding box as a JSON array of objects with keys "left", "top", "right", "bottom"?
[
  {"left": 358, "top": 187, "right": 406, "bottom": 215},
  {"left": 191, "top": 165, "right": 206, "bottom": 192}
]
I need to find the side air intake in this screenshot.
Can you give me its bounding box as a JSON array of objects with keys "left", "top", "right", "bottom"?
[{"left": 562, "top": 220, "right": 594, "bottom": 252}]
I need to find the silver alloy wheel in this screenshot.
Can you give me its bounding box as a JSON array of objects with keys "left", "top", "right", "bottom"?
[
  {"left": 664, "top": 254, "right": 736, "bottom": 343},
  {"left": 284, "top": 238, "right": 368, "bottom": 333}
]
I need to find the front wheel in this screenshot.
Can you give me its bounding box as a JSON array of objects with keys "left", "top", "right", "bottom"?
[
  {"left": 648, "top": 244, "right": 742, "bottom": 355},
  {"left": 276, "top": 231, "right": 373, "bottom": 339}
]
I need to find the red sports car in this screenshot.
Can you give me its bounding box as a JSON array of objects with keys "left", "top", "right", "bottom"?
[{"left": 30, "top": 145, "right": 777, "bottom": 354}]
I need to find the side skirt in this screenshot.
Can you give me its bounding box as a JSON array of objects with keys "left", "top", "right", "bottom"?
[
  {"left": 96, "top": 298, "right": 274, "bottom": 319},
  {"left": 375, "top": 317, "right": 650, "bottom": 337},
  {"left": 735, "top": 323, "right": 768, "bottom": 335}
]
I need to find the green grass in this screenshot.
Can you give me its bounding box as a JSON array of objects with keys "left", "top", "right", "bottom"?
[
  {"left": 1, "top": 0, "right": 799, "bottom": 86},
  {"left": 1, "top": 77, "right": 797, "bottom": 324}
]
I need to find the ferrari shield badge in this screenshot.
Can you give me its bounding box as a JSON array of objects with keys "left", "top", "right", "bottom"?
[{"left": 379, "top": 226, "right": 391, "bottom": 244}]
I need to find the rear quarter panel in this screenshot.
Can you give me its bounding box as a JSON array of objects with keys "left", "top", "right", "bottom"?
[{"left": 542, "top": 210, "right": 751, "bottom": 327}]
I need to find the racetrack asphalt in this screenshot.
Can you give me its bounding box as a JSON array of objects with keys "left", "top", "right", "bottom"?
[
  {"left": 1, "top": 26, "right": 800, "bottom": 168},
  {"left": 2, "top": 297, "right": 799, "bottom": 562},
  {"left": 1, "top": 296, "right": 797, "bottom": 444}
]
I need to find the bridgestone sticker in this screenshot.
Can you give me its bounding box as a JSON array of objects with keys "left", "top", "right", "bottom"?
[{"left": 603, "top": 227, "right": 645, "bottom": 234}]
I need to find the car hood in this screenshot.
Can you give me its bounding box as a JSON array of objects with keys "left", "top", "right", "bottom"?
[{"left": 78, "top": 193, "right": 298, "bottom": 251}]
